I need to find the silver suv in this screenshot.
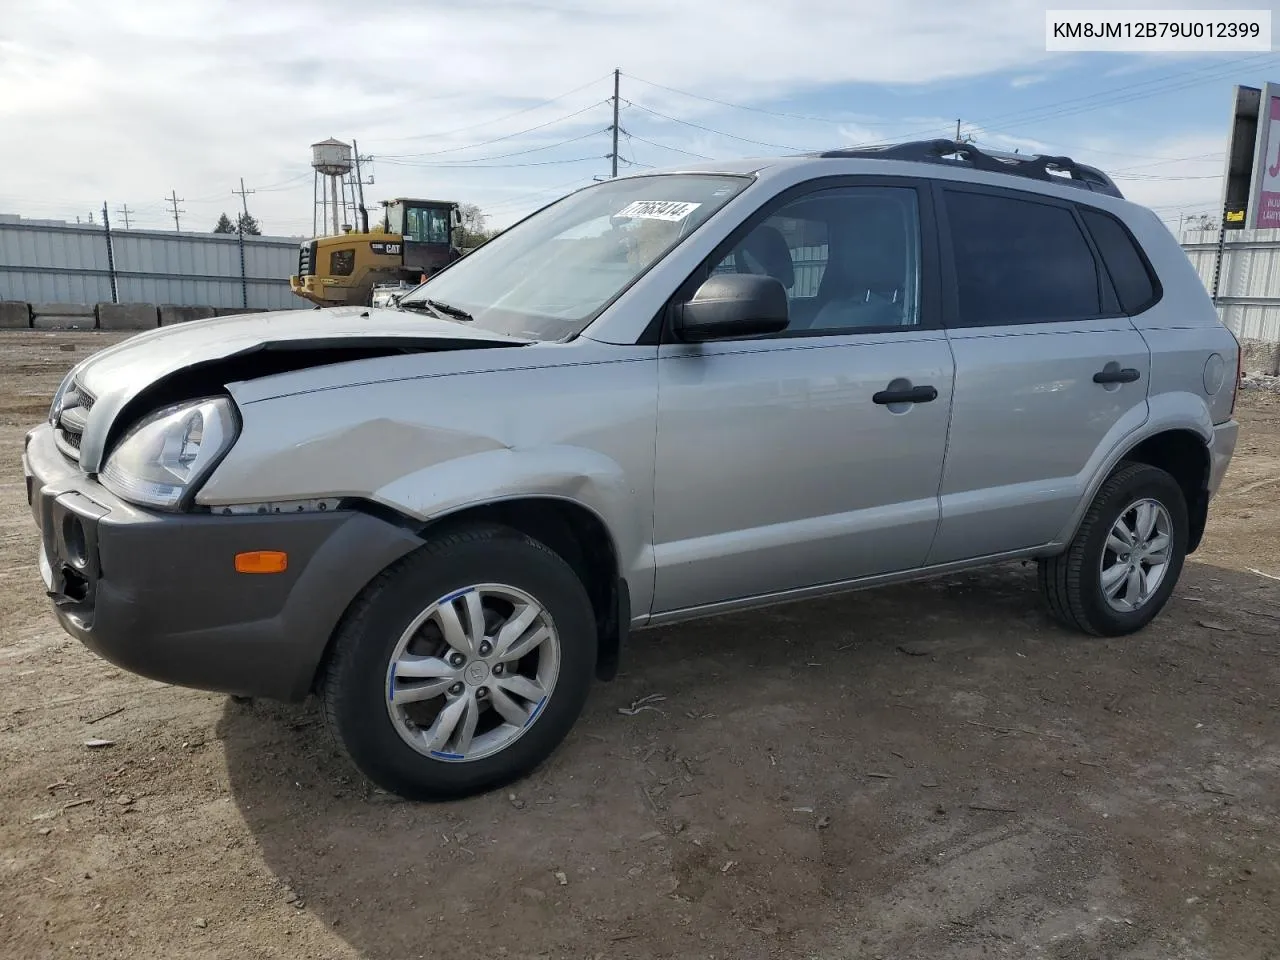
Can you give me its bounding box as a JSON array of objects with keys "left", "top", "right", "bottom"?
[{"left": 24, "top": 140, "right": 1240, "bottom": 800}]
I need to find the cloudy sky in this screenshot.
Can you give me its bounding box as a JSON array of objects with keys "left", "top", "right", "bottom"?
[{"left": 1, "top": 0, "right": 1275, "bottom": 236}]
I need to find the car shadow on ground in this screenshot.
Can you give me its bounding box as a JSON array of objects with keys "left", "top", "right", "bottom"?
[{"left": 219, "top": 560, "right": 1280, "bottom": 960}]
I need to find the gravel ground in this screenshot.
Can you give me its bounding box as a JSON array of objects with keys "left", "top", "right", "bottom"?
[{"left": 1, "top": 330, "right": 1278, "bottom": 960}]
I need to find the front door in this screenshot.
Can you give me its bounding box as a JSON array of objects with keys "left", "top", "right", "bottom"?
[{"left": 649, "top": 181, "right": 956, "bottom": 614}]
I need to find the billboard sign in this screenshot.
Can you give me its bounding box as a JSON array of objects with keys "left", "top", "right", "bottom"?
[{"left": 1255, "top": 89, "right": 1280, "bottom": 228}]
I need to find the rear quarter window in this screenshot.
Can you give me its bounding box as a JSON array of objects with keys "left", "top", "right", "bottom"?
[{"left": 1079, "top": 208, "right": 1160, "bottom": 314}]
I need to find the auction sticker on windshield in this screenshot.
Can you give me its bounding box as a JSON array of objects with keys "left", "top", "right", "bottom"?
[{"left": 615, "top": 200, "right": 702, "bottom": 221}]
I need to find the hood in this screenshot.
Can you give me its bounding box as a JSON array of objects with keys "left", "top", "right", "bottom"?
[{"left": 60, "top": 305, "right": 530, "bottom": 472}]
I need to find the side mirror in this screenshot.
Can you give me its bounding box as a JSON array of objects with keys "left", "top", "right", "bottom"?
[{"left": 674, "top": 273, "right": 789, "bottom": 342}]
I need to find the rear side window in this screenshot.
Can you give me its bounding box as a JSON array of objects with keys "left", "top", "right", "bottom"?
[
  {"left": 1079, "top": 208, "right": 1158, "bottom": 314},
  {"left": 944, "top": 190, "right": 1101, "bottom": 326}
]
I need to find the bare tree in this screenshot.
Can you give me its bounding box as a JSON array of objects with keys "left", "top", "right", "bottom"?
[{"left": 455, "top": 203, "right": 497, "bottom": 249}]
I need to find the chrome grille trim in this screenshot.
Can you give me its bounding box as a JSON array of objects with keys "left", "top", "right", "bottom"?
[{"left": 54, "top": 381, "right": 95, "bottom": 463}]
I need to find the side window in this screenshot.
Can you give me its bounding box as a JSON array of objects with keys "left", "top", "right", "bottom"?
[
  {"left": 329, "top": 248, "right": 355, "bottom": 277},
  {"left": 1079, "top": 207, "right": 1158, "bottom": 314},
  {"left": 708, "top": 186, "right": 922, "bottom": 334},
  {"left": 944, "top": 190, "right": 1101, "bottom": 326},
  {"left": 406, "top": 207, "right": 451, "bottom": 245}
]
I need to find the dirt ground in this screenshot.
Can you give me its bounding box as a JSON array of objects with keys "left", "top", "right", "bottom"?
[{"left": 1, "top": 330, "right": 1278, "bottom": 960}]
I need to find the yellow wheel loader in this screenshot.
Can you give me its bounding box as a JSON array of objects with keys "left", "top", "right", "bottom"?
[{"left": 289, "top": 198, "right": 464, "bottom": 307}]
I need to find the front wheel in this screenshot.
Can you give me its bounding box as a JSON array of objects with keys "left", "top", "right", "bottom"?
[
  {"left": 321, "top": 524, "right": 597, "bottom": 800},
  {"left": 1039, "top": 462, "right": 1189, "bottom": 637}
]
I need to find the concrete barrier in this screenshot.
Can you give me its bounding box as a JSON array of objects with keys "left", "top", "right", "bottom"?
[
  {"left": 1240, "top": 338, "right": 1280, "bottom": 376},
  {"left": 0, "top": 300, "right": 31, "bottom": 329},
  {"left": 32, "top": 302, "right": 96, "bottom": 331},
  {"left": 98, "top": 303, "right": 159, "bottom": 331},
  {"left": 213, "top": 307, "right": 268, "bottom": 317},
  {"left": 159, "top": 305, "right": 216, "bottom": 326}
]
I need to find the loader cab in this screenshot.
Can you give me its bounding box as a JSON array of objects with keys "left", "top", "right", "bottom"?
[{"left": 382, "top": 198, "right": 464, "bottom": 280}]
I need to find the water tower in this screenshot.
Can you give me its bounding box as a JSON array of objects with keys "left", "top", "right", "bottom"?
[{"left": 311, "top": 137, "right": 354, "bottom": 237}]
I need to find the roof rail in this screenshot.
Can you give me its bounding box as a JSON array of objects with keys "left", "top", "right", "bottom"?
[{"left": 816, "top": 139, "right": 1124, "bottom": 200}]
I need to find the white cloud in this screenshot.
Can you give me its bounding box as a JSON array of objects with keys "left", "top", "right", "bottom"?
[
  {"left": 0, "top": 0, "right": 1066, "bottom": 232},
  {"left": 0, "top": 0, "right": 1246, "bottom": 233}
]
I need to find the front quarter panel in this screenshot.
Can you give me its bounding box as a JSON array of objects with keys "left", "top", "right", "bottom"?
[{"left": 199, "top": 345, "right": 660, "bottom": 615}]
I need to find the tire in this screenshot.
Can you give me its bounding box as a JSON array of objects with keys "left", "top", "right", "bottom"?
[
  {"left": 321, "top": 523, "right": 597, "bottom": 801},
  {"left": 1039, "top": 462, "right": 1189, "bottom": 637}
]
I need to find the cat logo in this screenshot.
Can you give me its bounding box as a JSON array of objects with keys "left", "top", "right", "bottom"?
[{"left": 370, "top": 242, "right": 403, "bottom": 256}]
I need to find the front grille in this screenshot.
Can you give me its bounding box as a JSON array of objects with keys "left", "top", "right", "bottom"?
[
  {"left": 54, "top": 382, "right": 94, "bottom": 463},
  {"left": 298, "top": 240, "right": 316, "bottom": 277}
]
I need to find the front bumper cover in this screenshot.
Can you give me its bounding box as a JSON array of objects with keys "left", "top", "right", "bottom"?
[{"left": 23, "top": 423, "right": 422, "bottom": 701}]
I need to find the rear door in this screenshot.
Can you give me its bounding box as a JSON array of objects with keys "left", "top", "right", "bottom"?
[{"left": 926, "top": 183, "right": 1151, "bottom": 564}]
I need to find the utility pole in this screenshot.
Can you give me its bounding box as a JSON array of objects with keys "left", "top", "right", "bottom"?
[
  {"left": 101, "top": 202, "right": 119, "bottom": 304},
  {"left": 956, "top": 119, "right": 962, "bottom": 143},
  {"left": 352, "top": 140, "right": 372, "bottom": 232},
  {"left": 165, "top": 190, "right": 185, "bottom": 231},
  {"left": 611, "top": 68, "right": 620, "bottom": 178},
  {"left": 115, "top": 204, "right": 133, "bottom": 229},
  {"left": 233, "top": 177, "right": 255, "bottom": 221}
]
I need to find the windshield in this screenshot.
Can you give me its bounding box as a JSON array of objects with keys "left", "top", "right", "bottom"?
[{"left": 399, "top": 173, "right": 751, "bottom": 340}]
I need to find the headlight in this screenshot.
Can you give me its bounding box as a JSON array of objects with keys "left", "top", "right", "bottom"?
[{"left": 99, "top": 397, "right": 238, "bottom": 510}]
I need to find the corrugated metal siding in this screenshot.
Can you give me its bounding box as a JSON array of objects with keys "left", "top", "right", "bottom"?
[
  {"left": 0, "top": 221, "right": 308, "bottom": 310},
  {"left": 1179, "top": 228, "right": 1280, "bottom": 343}
]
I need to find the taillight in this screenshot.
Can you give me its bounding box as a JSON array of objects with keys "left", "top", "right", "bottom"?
[{"left": 1229, "top": 332, "right": 1242, "bottom": 416}]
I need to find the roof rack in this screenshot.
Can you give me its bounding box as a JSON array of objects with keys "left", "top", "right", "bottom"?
[{"left": 816, "top": 139, "right": 1124, "bottom": 200}]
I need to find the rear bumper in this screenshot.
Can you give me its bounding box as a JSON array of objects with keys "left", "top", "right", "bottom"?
[
  {"left": 1208, "top": 419, "right": 1239, "bottom": 498},
  {"left": 23, "top": 423, "right": 423, "bottom": 701}
]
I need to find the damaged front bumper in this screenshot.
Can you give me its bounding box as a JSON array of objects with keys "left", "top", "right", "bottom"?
[{"left": 23, "top": 423, "right": 423, "bottom": 701}]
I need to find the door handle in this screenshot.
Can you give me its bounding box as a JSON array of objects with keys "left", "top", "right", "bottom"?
[
  {"left": 873, "top": 385, "right": 938, "bottom": 405},
  {"left": 1093, "top": 367, "right": 1140, "bottom": 384}
]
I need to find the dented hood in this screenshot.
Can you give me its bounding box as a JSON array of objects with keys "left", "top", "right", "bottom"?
[{"left": 62, "top": 305, "right": 529, "bottom": 471}]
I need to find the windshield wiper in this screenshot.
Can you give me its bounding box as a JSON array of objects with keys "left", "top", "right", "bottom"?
[
  {"left": 399, "top": 298, "right": 473, "bottom": 322},
  {"left": 425, "top": 299, "right": 473, "bottom": 322}
]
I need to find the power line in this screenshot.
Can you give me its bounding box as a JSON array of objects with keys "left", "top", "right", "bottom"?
[
  {"left": 848, "top": 53, "right": 1280, "bottom": 152},
  {"left": 622, "top": 132, "right": 715, "bottom": 160},
  {"left": 376, "top": 101, "right": 608, "bottom": 160},
  {"left": 623, "top": 100, "right": 807, "bottom": 152},
  {"left": 1112, "top": 173, "right": 1221, "bottom": 181},
  {"left": 370, "top": 73, "right": 614, "bottom": 144},
  {"left": 114, "top": 203, "right": 134, "bottom": 229},
  {"left": 973, "top": 52, "right": 1278, "bottom": 130},
  {"left": 375, "top": 128, "right": 606, "bottom": 166},
  {"left": 165, "top": 189, "right": 185, "bottom": 231},
  {"left": 621, "top": 71, "right": 896, "bottom": 126},
  {"left": 483, "top": 176, "right": 596, "bottom": 215},
  {"left": 378, "top": 155, "right": 605, "bottom": 170}
]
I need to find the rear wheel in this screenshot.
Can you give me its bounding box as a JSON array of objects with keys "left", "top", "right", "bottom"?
[
  {"left": 1039, "top": 462, "right": 1189, "bottom": 636},
  {"left": 321, "top": 524, "right": 597, "bottom": 800}
]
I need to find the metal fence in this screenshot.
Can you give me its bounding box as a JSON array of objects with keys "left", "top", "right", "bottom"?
[
  {"left": 0, "top": 217, "right": 308, "bottom": 310},
  {"left": 1181, "top": 227, "right": 1280, "bottom": 343}
]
